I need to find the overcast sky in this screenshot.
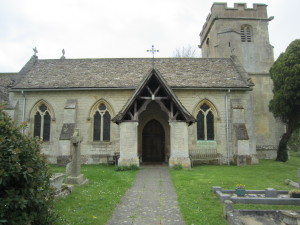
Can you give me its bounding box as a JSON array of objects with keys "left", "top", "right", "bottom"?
[{"left": 0, "top": 0, "right": 299, "bottom": 72}]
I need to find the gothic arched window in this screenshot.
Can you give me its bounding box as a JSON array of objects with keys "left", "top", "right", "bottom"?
[
  {"left": 33, "top": 103, "right": 51, "bottom": 141},
  {"left": 240, "top": 25, "right": 252, "bottom": 42},
  {"left": 93, "top": 103, "right": 111, "bottom": 141},
  {"left": 197, "top": 103, "right": 215, "bottom": 141}
]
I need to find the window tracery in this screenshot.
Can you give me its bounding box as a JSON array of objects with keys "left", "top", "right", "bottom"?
[
  {"left": 196, "top": 103, "right": 215, "bottom": 141},
  {"left": 93, "top": 103, "right": 111, "bottom": 141},
  {"left": 33, "top": 103, "right": 51, "bottom": 141}
]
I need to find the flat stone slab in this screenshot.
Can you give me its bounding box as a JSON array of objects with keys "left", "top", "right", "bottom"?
[
  {"left": 227, "top": 210, "right": 300, "bottom": 225},
  {"left": 107, "top": 166, "right": 185, "bottom": 225},
  {"left": 214, "top": 186, "right": 300, "bottom": 205}
]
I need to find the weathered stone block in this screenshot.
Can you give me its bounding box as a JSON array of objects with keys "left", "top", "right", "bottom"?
[
  {"left": 233, "top": 154, "right": 258, "bottom": 166},
  {"left": 65, "top": 174, "right": 89, "bottom": 185},
  {"left": 118, "top": 157, "right": 140, "bottom": 166},
  {"left": 169, "top": 156, "right": 191, "bottom": 168},
  {"left": 118, "top": 122, "right": 139, "bottom": 166},
  {"left": 265, "top": 188, "right": 278, "bottom": 198},
  {"left": 50, "top": 173, "right": 65, "bottom": 193},
  {"left": 59, "top": 123, "right": 75, "bottom": 140},
  {"left": 57, "top": 155, "right": 71, "bottom": 166},
  {"left": 169, "top": 121, "right": 190, "bottom": 168},
  {"left": 224, "top": 200, "right": 234, "bottom": 218},
  {"left": 212, "top": 186, "right": 222, "bottom": 193},
  {"left": 281, "top": 211, "right": 300, "bottom": 225}
]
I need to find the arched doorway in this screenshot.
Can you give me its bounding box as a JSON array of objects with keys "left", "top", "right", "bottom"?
[{"left": 142, "top": 119, "right": 165, "bottom": 162}]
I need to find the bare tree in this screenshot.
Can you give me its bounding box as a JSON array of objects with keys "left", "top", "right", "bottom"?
[{"left": 173, "top": 45, "right": 200, "bottom": 58}]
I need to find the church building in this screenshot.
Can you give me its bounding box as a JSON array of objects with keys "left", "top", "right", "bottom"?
[{"left": 1, "top": 3, "right": 284, "bottom": 167}]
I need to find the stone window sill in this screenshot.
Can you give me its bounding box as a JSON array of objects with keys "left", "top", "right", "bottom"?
[{"left": 89, "top": 141, "right": 112, "bottom": 146}]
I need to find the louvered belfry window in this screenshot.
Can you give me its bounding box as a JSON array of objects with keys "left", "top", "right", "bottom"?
[
  {"left": 197, "top": 103, "right": 214, "bottom": 141},
  {"left": 93, "top": 103, "right": 111, "bottom": 141},
  {"left": 33, "top": 104, "right": 51, "bottom": 141},
  {"left": 240, "top": 25, "right": 252, "bottom": 42}
]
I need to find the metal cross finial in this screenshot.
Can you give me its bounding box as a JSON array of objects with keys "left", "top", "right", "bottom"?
[
  {"left": 147, "top": 45, "right": 159, "bottom": 68},
  {"left": 33, "top": 47, "right": 38, "bottom": 56},
  {"left": 147, "top": 45, "right": 159, "bottom": 58},
  {"left": 61, "top": 49, "right": 66, "bottom": 59}
]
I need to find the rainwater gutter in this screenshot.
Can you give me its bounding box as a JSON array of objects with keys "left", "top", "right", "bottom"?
[
  {"left": 21, "top": 90, "right": 26, "bottom": 134},
  {"left": 10, "top": 86, "right": 252, "bottom": 92},
  {"left": 225, "top": 89, "right": 231, "bottom": 166}
]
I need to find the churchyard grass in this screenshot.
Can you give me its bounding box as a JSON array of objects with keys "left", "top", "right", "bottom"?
[
  {"left": 49, "top": 164, "right": 137, "bottom": 225},
  {"left": 171, "top": 157, "right": 300, "bottom": 225}
]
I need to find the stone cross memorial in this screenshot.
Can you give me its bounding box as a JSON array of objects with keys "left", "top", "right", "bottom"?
[{"left": 65, "top": 128, "right": 89, "bottom": 185}]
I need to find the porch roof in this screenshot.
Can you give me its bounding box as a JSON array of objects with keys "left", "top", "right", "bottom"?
[{"left": 112, "top": 68, "right": 196, "bottom": 125}]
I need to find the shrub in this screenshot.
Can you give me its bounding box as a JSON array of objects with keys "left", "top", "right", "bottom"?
[
  {"left": 172, "top": 164, "right": 183, "bottom": 170},
  {"left": 115, "top": 166, "right": 127, "bottom": 171},
  {"left": 0, "top": 105, "right": 56, "bottom": 225},
  {"left": 288, "top": 189, "right": 300, "bottom": 198},
  {"left": 128, "top": 164, "right": 139, "bottom": 171},
  {"left": 115, "top": 164, "right": 139, "bottom": 171}
]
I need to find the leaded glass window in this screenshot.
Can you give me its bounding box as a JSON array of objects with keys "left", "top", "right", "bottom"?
[
  {"left": 93, "top": 103, "right": 111, "bottom": 141},
  {"left": 197, "top": 112, "right": 204, "bottom": 140},
  {"left": 33, "top": 103, "right": 51, "bottom": 141},
  {"left": 34, "top": 113, "right": 41, "bottom": 138},
  {"left": 93, "top": 111, "right": 101, "bottom": 141},
  {"left": 197, "top": 103, "right": 214, "bottom": 140},
  {"left": 207, "top": 111, "right": 214, "bottom": 140},
  {"left": 103, "top": 111, "right": 111, "bottom": 141}
]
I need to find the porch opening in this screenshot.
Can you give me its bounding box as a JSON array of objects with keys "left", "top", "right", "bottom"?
[{"left": 142, "top": 119, "right": 165, "bottom": 162}]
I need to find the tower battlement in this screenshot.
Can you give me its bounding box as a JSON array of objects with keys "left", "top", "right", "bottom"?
[{"left": 200, "top": 3, "right": 269, "bottom": 45}]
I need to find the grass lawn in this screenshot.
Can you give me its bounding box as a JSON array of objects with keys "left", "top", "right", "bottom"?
[
  {"left": 170, "top": 157, "right": 300, "bottom": 225},
  {"left": 49, "top": 165, "right": 138, "bottom": 225}
]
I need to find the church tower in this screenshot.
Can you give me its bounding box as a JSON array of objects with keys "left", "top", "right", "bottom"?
[
  {"left": 200, "top": 3, "right": 274, "bottom": 72},
  {"left": 199, "top": 3, "right": 284, "bottom": 158}
]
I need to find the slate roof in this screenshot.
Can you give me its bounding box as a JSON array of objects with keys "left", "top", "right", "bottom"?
[
  {"left": 12, "top": 57, "right": 252, "bottom": 90},
  {"left": 0, "top": 73, "right": 19, "bottom": 102}
]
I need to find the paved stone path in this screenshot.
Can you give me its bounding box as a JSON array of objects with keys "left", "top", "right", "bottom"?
[{"left": 107, "top": 166, "right": 185, "bottom": 225}]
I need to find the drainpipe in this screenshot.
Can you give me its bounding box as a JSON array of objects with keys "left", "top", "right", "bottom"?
[
  {"left": 225, "top": 89, "right": 231, "bottom": 165},
  {"left": 21, "top": 90, "right": 26, "bottom": 134}
]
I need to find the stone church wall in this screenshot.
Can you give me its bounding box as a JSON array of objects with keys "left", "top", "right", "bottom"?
[
  {"left": 11, "top": 89, "right": 134, "bottom": 164},
  {"left": 250, "top": 74, "right": 284, "bottom": 159},
  {"left": 10, "top": 87, "right": 257, "bottom": 165},
  {"left": 174, "top": 89, "right": 256, "bottom": 164}
]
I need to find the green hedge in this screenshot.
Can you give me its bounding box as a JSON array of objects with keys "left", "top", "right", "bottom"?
[{"left": 0, "top": 105, "right": 56, "bottom": 225}]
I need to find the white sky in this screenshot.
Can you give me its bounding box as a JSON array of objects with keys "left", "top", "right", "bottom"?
[{"left": 0, "top": 0, "right": 299, "bottom": 72}]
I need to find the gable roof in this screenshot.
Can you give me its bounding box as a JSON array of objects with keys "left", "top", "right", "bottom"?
[
  {"left": 0, "top": 73, "right": 19, "bottom": 102},
  {"left": 12, "top": 57, "right": 252, "bottom": 90},
  {"left": 112, "top": 68, "right": 195, "bottom": 125}
]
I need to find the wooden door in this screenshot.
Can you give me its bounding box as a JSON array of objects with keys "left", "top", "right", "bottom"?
[{"left": 142, "top": 120, "right": 165, "bottom": 162}]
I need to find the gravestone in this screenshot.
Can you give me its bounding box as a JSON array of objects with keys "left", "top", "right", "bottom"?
[
  {"left": 65, "top": 128, "right": 89, "bottom": 185},
  {"left": 50, "top": 173, "right": 65, "bottom": 194}
]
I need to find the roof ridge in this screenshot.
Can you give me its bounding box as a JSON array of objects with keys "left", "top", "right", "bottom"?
[{"left": 35, "top": 57, "right": 233, "bottom": 61}]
